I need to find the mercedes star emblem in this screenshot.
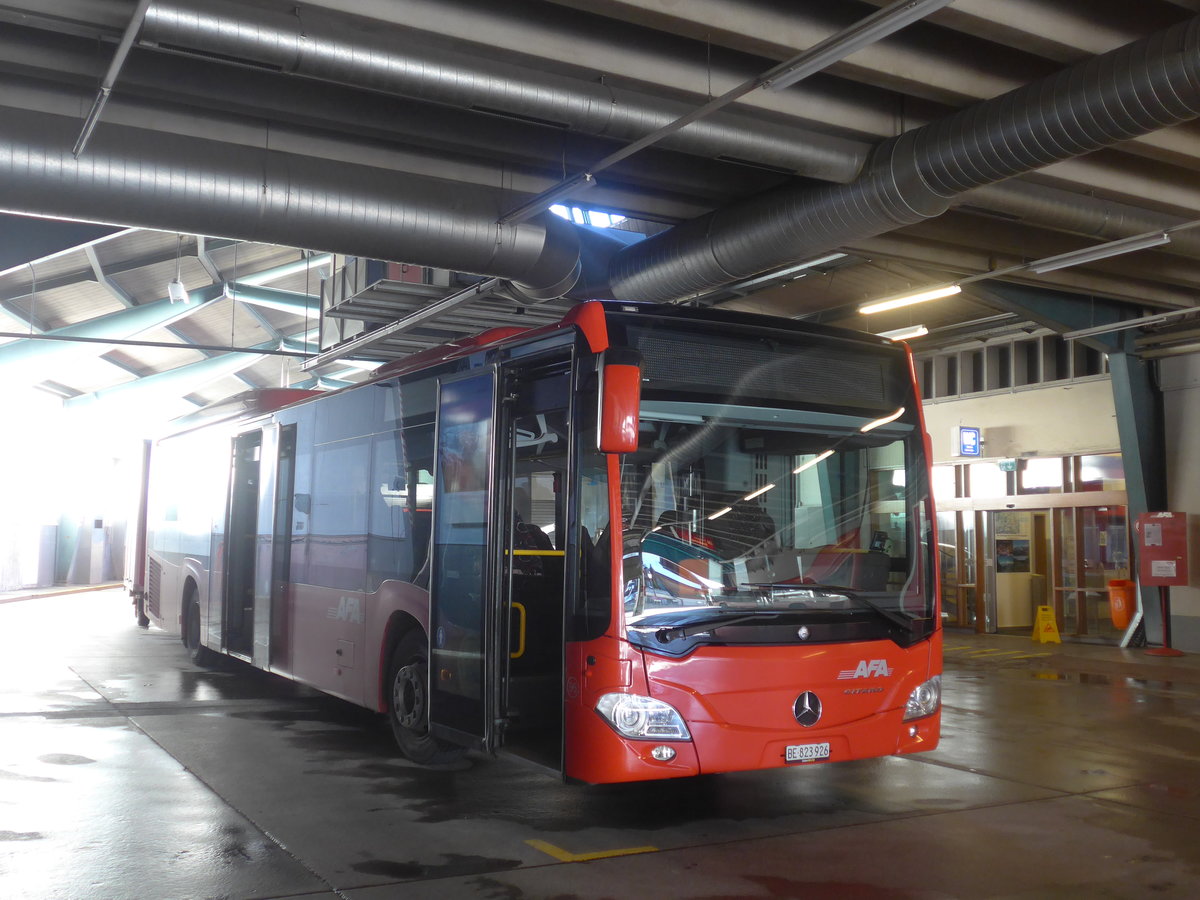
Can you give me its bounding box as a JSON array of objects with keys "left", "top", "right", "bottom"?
[{"left": 794, "top": 691, "right": 822, "bottom": 727}]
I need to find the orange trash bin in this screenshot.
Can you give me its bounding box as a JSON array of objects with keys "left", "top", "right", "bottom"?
[{"left": 1108, "top": 579, "right": 1135, "bottom": 629}]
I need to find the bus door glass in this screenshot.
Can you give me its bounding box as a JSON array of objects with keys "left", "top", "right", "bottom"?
[
  {"left": 225, "top": 425, "right": 294, "bottom": 666},
  {"left": 224, "top": 430, "right": 261, "bottom": 659},
  {"left": 501, "top": 363, "right": 570, "bottom": 770},
  {"left": 429, "top": 370, "right": 499, "bottom": 749},
  {"left": 268, "top": 424, "right": 297, "bottom": 671}
]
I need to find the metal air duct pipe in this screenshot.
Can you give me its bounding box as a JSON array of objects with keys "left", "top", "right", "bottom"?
[
  {"left": 0, "top": 106, "right": 581, "bottom": 301},
  {"left": 137, "top": 2, "right": 1200, "bottom": 265},
  {"left": 608, "top": 17, "right": 1200, "bottom": 301},
  {"left": 963, "top": 180, "right": 1200, "bottom": 258},
  {"left": 139, "top": 0, "right": 866, "bottom": 183}
]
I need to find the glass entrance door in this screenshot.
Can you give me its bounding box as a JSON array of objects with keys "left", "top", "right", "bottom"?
[
  {"left": 990, "top": 510, "right": 1045, "bottom": 634},
  {"left": 1054, "top": 506, "right": 1129, "bottom": 639},
  {"left": 937, "top": 510, "right": 981, "bottom": 630}
]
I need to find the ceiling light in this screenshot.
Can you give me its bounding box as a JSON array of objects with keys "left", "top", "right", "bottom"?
[
  {"left": 167, "top": 278, "right": 189, "bottom": 304},
  {"left": 730, "top": 254, "right": 847, "bottom": 293},
  {"left": 876, "top": 324, "right": 929, "bottom": 341},
  {"left": 861, "top": 407, "right": 906, "bottom": 433},
  {"left": 168, "top": 233, "right": 190, "bottom": 303},
  {"left": 859, "top": 285, "right": 961, "bottom": 315},
  {"left": 707, "top": 507, "right": 733, "bottom": 521},
  {"left": 762, "top": 0, "right": 954, "bottom": 92},
  {"left": 1028, "top": 232, "right": 1171, "bottom": 273}
]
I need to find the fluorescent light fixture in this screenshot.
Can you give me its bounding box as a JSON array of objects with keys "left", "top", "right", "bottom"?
[
  {"left": 793, "top": 449, "right": 835, "bottom": 474},
  {"left": 860, "top": 285, "right": 960, "bottom": 315},
  {"left": 861, "top": 407, "right": 906, "bottom": 433},
  {"left": 1062, "top": 305, "right": 1200, "bottom": 341},
  {"left": 729, "top": 253, "right": 847, "bottom": 293},
  {"left": 166, "top": 278, "right": 190, "bottom": 304},
  {"left": 1028, "top": 232, "right": 1171, "bottom": 274},
  {"left": 762, "top": 0, "right": 954, "bottom": 92},
  {"left": 707, "top": 506, "right": 733, "bottom": 521},
  {"left": 876, "top": 324, "right": 929, "bottom": 341},
  {"left": 743, "top": 483, "right": 777, "bottom": 501}
]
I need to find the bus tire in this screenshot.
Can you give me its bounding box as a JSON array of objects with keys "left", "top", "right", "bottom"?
[
  {"left": 184, "top": 591, "right": 218, "bottom": 668},
  {"left": 387, "top": 631, "right": 466, "bottom": 765}
]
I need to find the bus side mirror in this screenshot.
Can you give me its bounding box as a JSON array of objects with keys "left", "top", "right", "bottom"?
[{"left": 599, "top": 348, "right": 642, "bottom": 453}]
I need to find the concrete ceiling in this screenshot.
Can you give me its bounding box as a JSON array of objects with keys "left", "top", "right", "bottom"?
[{"left": 2, "top": 0, "right": 1200, "bottom": 412}]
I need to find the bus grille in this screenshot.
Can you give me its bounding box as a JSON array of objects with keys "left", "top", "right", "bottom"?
[{"left": 146, "top": 559, "right": 162, "bottom": 619}]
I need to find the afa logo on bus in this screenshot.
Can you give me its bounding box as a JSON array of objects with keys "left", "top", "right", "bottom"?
[{"left": 837, "top": 659, "right": 893, "bottom": 679}]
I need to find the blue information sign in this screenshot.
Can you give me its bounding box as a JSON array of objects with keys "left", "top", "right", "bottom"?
[{"left": 956, "top": 426, "right": 981, "bottom": 457}]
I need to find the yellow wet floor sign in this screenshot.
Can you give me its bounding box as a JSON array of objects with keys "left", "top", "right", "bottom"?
[{"left": 1032, "top": 605, "right": 1062, "bottom": 644}]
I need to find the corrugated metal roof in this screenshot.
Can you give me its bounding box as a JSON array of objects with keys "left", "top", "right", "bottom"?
[{"left": 21, "top": 283, "right": 127, "bottom": 331}]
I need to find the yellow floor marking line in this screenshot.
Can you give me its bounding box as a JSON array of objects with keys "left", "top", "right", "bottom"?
[
  {"left": 1006, "top": 653, "right": 1053, "bottom": 660},
  {"left": 963, "top": 649, "right": 1029, "bottom": 656},
  {"left": 526, "top": 839, "right": 658, "bottom": 862}
]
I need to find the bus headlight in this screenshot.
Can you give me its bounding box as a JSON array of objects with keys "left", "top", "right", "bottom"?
[
  {"left": 903, "top": 675, "right": 941, "bottom": 721},
  {"left": 596, "top": 693, "right": 691, "bottom": 740}
]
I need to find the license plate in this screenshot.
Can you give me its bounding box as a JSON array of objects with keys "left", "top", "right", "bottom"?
[{"left": 785, "top": 742, "right": 831, "bottom": 763}]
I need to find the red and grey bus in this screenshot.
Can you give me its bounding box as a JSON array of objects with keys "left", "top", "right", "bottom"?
[{"left": 134, "top": 300, "right": 941, "bottom": 784}]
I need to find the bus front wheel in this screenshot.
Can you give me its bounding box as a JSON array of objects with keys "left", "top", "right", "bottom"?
[{"left": 387, "top": 632, "right": 466, "bottom": 765}]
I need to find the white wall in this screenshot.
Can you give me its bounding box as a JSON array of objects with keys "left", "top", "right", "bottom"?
[
  {"left": 1161, "top": 354, "right": 1200, "bottom": 643},
  {"left": 921, "top": 378, "right": 1119, "bottom": 464},
  {"left": 921, "top": 365, "right": 1200, "bottom": 651}
]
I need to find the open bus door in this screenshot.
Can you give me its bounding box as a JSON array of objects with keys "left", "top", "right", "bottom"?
[
  {"left": 428, "top": 369, "right": 503, "bottom": 752},
  {"left": 221, "top": 424, "right": 297, "bottom": 668},
  {"left": 498, "top": 360, "right": 570, "bottom": 771},
  {"left": 428, "top": 358, "right": 571, "bottom": 768}
]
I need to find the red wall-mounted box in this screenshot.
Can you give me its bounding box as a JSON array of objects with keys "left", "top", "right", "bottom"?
[{"left": 1135, "top": 512, "right": 1196, "bottom": 587}]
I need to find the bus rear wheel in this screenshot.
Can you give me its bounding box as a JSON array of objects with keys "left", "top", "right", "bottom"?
[
  {"left": 387, "top": 631, "right": 466, "bottom": 765},
  {"left": 184, "top": 592, "right": 218, "bottom": 668}
]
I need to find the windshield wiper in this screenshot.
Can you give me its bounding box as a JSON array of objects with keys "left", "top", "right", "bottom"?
[
  {"left": 789, "top": 583, "right": 915, "bottom": 632},
  {"left": 653, "top": 613, "right": 780, "bottom": 643}
]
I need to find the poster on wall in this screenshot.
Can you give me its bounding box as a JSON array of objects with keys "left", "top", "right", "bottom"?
[
  {"left": 993, "top": 511, "right": 1027, "bottom": 537},
  {"left": 996, "top": 539, "right": 1031, "bottom": 573}
]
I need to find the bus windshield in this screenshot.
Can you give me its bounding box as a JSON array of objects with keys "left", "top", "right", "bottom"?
[{"left": 620, "top": 400, "right": 933, "bottom": 650}]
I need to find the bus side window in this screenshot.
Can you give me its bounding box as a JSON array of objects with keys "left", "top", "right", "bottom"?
[
  {"left": 367, "top": 432, "right": 412, "bottom": 591},
  {"left": 308, "top": 438, "right": 370, "bottom": 591},
  {"left": 574, "top": 455, "right": 611, "bottom": 641},
  {"left": 406, "top": 422, "right": 435, "bottom": 586}
]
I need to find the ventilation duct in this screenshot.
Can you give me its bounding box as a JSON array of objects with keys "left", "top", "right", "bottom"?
[
  {"left": 0, "top": 106, "right": 582, "bottom": 300},
  {"left": 964, "top": 180, "right": 1200, "bottom": 259},
  {"left": 140, "top": 0, "right": 867, "bottom": 183},
  {"left": 138, "top": 2, "right": 1200, "bottom": 266},
  {"left": 2, "top": 13, "right": 1199, "bottom": 310},
  {"left": 607, "top": 17, "right": 1200, "bottom": 301}
]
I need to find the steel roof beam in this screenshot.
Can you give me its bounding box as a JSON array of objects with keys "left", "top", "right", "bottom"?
[{"left": 84, "top": 245, "right": 135, "bottom": 308}]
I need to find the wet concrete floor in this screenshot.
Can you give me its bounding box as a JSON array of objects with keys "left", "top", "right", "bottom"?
[{"left": 2, "top": 588, "right": 1200, "bottom": 899}]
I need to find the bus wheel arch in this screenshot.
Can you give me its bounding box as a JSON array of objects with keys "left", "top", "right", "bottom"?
[
  {"left": 182, "top": 579, "right": 218, "bottom": 667},
  {"left": 385, "top": 628, "right": 466, "bottom": 765}
]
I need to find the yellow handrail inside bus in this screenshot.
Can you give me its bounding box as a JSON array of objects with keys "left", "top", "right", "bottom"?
[
  {"left": 509, "top": 549, "right": 565, "bottom": 556},
  {"left": 510, "top": 601, "right": 526, "bottom": 659}
]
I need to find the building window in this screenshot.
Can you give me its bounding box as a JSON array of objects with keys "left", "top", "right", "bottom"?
[{"left": 1019, "top": 457, "right": 1064, "bottom": 494}]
